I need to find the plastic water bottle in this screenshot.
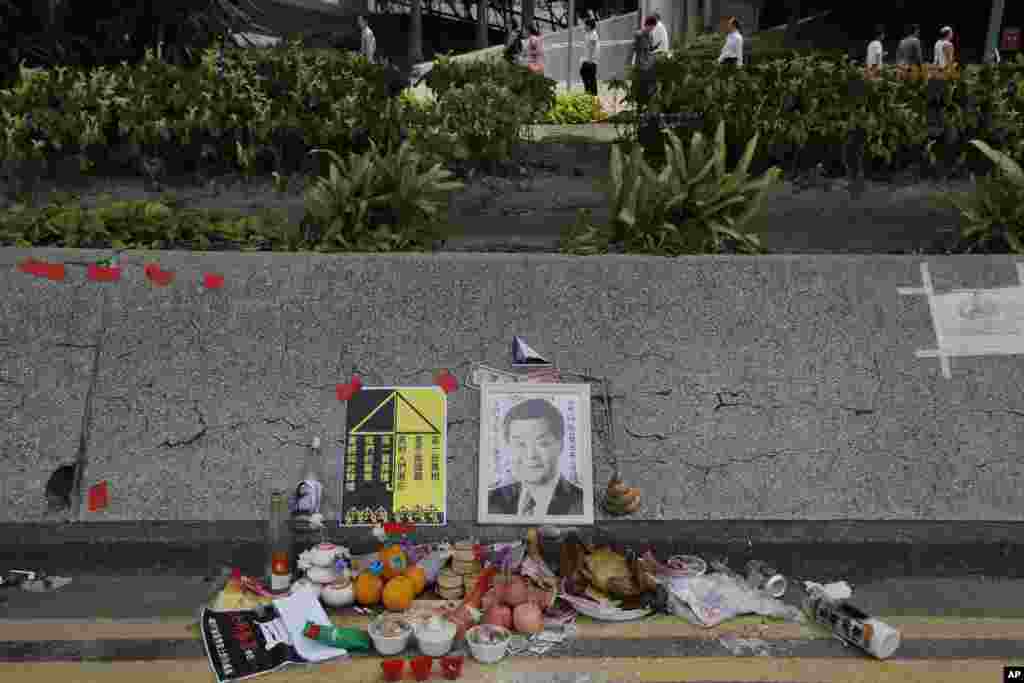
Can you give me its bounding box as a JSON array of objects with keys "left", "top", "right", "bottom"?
[{"left": 802, "top": 585, "right": 901, "bottom": 659}]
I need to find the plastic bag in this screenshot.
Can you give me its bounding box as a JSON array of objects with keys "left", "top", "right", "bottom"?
[{"left": 664, "top": 573, "right": 804, "bottom": 628}]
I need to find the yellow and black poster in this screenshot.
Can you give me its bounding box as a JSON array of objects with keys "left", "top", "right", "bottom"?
[{"left": 341, "top": 387, "right": 447, "bottom": 526}]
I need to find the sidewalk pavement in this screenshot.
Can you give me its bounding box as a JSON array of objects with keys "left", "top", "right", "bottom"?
[{"left": 1, "top": 573, "right": 1022, "bottom": 682}]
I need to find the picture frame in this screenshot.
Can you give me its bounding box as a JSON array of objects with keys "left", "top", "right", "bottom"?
[{"left": 477, "top": 382, "right": 593, "bottom": 525}]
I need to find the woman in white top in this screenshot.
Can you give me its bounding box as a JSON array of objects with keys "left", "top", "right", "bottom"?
[
  {"left": 866, "top": 25, "right": 885, "bottom": 69},
  {"left": 933, "top": 26, "right": 954, "bottom": 68},
  {"left": 718, "top": 17, "right": 743, "bottom": 67},
  {"left": 579, "top": 17, "right": 600, "bottom": 97}
]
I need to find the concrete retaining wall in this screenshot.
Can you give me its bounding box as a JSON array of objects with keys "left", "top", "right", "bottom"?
[{"left": 2, "top": 249, "right": 1023, "bottom": 524}]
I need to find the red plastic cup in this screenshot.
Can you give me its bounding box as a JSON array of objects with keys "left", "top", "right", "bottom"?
[
  {"left": 440, "top": 655, "right": 464, "bottom": 680},
  {"left": 381, "top": 659, "right": 405, "bottom": 681},
  {"left": 410, "top": 655, "right": 433, "bottom": 681}
]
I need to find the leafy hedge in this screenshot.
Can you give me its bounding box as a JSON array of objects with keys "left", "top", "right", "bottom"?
[
  {"left": 0, "top": 195, "right": 300, "bottom": 251},
  {"left": 0, "top": 42, "right": 401, "bottom": 178},
  {"left": 542, "top": 92, "right": 609, "bottom": 124},
  {"left": 611, "top": 54, "right": 1024, "bottom": 177}
]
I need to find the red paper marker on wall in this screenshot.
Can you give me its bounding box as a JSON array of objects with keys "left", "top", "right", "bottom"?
[
  {"left": 87, "top": 263, "right": 121, "bottom": 282},
  {"left": 87, "top": 481, "right": 110, "bottom": 512},
  {"left": 42, "top": 263, "right": 65, "bottom": 280},
  {"left": 203, "top": 273, "right": 225, "bottom": 289},
  {"left": 434, "top": 369, "right": 458, "bottom": 394},
  {"left": 144, "top": 263, "right": 174, "bottom": 287},
  {"left": 19, "top": 258, "right": 66, "bottom": 281},
  {"left": 336, "top": 374, "right": 363, "bottom": 401}
]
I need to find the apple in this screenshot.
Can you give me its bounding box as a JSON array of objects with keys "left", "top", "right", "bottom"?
[
  {"left": 513, "top": 603, "right": 544, "bottom": 634},
  {"left": 502, "top": 577, "right": 529, "bottom": 606},
  {"left": 484, "top": 605, "right": 513, "bottom": 630}
]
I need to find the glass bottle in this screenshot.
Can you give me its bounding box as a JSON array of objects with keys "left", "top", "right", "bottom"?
[
  {"left": 267, "top": 489, "right": 293, "bottom": 595},
  {"left": 292, "top": 436, "right": 326, "bottom": 531}
]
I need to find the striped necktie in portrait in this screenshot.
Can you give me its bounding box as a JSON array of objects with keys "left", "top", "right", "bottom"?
[{"left": 521, "top": 492, "right": 537, "bottom": 516}]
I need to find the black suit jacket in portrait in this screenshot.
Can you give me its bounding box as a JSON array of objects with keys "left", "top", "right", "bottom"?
[{"left": 487, "top": 476, "right": 584, "bottom": 517}]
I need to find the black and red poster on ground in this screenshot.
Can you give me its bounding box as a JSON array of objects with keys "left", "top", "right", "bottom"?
[{"left": 199, "top": 606, "right": 301, "bottom": 682}]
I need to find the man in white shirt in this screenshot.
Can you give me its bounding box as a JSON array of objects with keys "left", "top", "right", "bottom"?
[
  {"left": 651, "top": 11, "right": 670, "bottom": 56},
  {"left": 717, "top": 16, "right": 743, "bottom": 67},
  {"left": 358, "top": 15, "right": 376, "bottom": 63},
  {"left": 866, "top": 25, "right": 885, "bottom": 68},
  {"left": 487, "top": 398, "right": 584, "bottom": 518},
  {"left": 933, "top": 26, "right": 954, "bottom": 68}
]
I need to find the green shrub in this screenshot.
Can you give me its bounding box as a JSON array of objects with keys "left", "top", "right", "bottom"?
[
  {"left": 0, "top": 195, "right": 300, "bottom": 251},
  {"left": 426, "top": 54, "right": 556, "bottom": 124},
  {"left": 542, "top": 92, "right": 607, "bottom": 124},
  {"left": 564, "top": 122, "right": 779, "bottom": 256},
  {"left": 0, "top": 42, "right": 399, "bottom": 177},
  {"left": 560, "top": 208, "right": 611, "bottom": 255},
  {"left": 938, "top": 139, "right": 1024, "bottom": 253},
  {"left": 433, "top": 81, "right": 536, "bottom": 168},
  {"left": 301, "top": 140, "right": 464, "bottom": 252},
  {"left": 607, "top": 53, "right": 1024, "bottom": 177}
]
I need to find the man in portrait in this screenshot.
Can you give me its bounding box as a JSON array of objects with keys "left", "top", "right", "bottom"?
[{"left": 488, "top": 398, "right": 584, "bottom": 517}]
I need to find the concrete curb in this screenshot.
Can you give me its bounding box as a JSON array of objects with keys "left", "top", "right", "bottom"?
[{"left": 3, "top": 521, "right": 1023, "bottom": 579}]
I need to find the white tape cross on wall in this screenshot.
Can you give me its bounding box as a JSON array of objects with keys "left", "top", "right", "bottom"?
[{"left": 898, "top": 261, "right": 1024, "bottom": 378}]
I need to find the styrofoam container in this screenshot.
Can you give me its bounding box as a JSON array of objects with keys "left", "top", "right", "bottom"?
[
  {"left": 466, "top": 625, "right": 511, "bottom": 664},
  {"left": 369, "top": 616, "right": 413, "bottom": 656},
  {"left": 414, "top": 618, "right": 457, "bottom": 657}
]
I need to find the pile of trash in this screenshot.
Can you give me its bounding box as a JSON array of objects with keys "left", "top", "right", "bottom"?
[
  {"left": 1, "top": 570, "right": 73, "bottom": 593},
  {"left": 200, "top": 522, "right": 900, "bottom": 682}
]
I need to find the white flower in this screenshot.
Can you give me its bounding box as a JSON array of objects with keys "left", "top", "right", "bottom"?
[{"left": 309, "top": 512, "right": 324, "bottom": 530}]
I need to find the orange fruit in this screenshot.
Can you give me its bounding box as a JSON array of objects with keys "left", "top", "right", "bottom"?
[
  {"left": 354, "top": 572, "right": 383, "bottom": 606},
  {"left": 404, "top": 565, "right": 427, "bottom": 595},
  {"left": 379, "top": 545, "right": 408, "bottom": 580},
  {"left": 382, "top": 576, "right": 415, "bottom": 611}
]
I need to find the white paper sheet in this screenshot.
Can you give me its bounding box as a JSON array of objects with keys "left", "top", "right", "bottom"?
[{"left": 272, "top": 585, "right": 348, "bottom": 663}]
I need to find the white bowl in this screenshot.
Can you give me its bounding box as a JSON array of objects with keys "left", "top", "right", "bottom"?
[
  {"left": 414, "top": 618, "right": 457, "bottom": 657},
  {"left": 306, "top": 566, "right": 338, "bottom": 584},
  {"left": 320, "top": 580, "right": 354, "bottom": 608},
  {"left": 465, "top": 625, "right": 511, "bottom": 664},
  {"left": 369, "top": 616, "right": 413, "bottom": 656}
]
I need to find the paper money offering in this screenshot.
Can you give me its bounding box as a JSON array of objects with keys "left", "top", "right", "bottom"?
[{"left": 470, "top": 363, "right": 523, "bottom": 388}]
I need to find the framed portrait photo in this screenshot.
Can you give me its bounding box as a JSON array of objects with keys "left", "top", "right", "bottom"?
[{"left": 477, "top": 383, "right": 594, "bottom": 526}]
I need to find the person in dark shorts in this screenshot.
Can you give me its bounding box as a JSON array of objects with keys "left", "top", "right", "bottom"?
[{"left": 628, "top": 15, "right": 658, "bottom": 110}]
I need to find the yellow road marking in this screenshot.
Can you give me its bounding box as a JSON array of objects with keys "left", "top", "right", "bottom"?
[
  {"left": 7, "top": 615, "right": 1024, "bottom": 642},
  {"left": 0, "top": 657, "right": 1009, "bottom": 683}
]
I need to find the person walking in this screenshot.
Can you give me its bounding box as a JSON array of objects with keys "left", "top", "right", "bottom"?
[
  {"left": 357, "top": 15, "right": 376, "bottom": 63},
  {"left": 651, "top": 11, "right": 670, "bottom": 56},
  {"left": 933, "top": 26, "right": 954, "bottom": 68},
  {"left": 717, "top": 16, "right": 743, "bottom": 67},
  {"left": 628, "top": 15, "right": 658, "bottom": 110},
  {"left": 896, "top": 23, "right": 923, "bottom": 67},
  {"left": 580, "top": 16, "right": 600, "bottom": 97},
  {"left": 525, "top": 22, "right": 545, "bottom": 75},
  {"left": 504, "top": 19, "right": 525, "bottom": 65},
  {"left": 866, "top": 25, "right": 886, "bottom": 70}
]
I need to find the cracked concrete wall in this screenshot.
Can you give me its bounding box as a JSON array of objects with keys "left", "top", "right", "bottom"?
[{"left": 1, "top": 249, "right": 1022, "bottom": 523}]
